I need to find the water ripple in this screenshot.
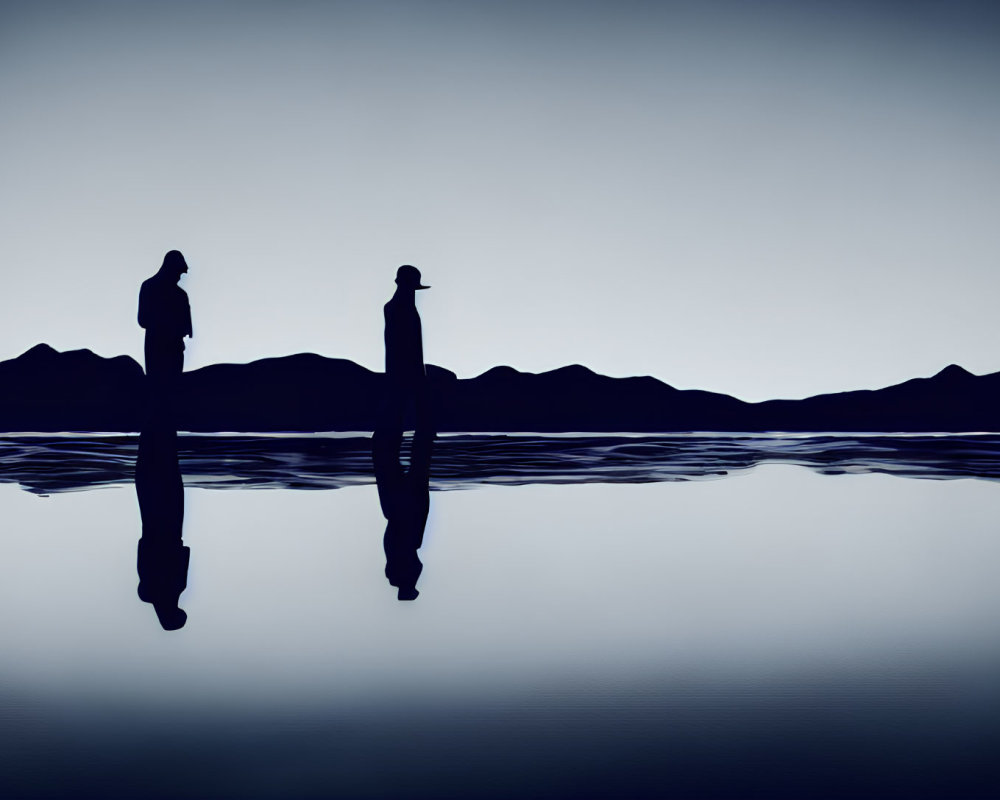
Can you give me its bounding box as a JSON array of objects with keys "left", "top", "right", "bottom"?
[{"left": 1, "top": 433, "right": 999, "bottom": 495}]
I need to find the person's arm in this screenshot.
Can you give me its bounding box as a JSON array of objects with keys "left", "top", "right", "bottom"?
[{"left": 137, "top": 284, "right": 149, "bottom": 329}]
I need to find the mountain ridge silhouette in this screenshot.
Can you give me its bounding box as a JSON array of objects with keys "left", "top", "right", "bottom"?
[{"left": 1, "top": 344, "right": 996, "bottom": 433}]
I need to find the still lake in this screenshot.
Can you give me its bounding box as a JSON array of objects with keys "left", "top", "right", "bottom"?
[{"left": 2, "top": 434, "right": 999, "bottom": 799}]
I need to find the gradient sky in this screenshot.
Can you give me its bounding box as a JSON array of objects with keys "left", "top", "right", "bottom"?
[{"left": 2, "top": 0, "right": 999, "bottom": 401}]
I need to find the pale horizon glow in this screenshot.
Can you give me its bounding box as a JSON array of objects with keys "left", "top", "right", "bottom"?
[{"left": 2, "top": 0, "right": 999, "bottom": 401}]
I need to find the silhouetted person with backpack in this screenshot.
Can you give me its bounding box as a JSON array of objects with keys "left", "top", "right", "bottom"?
[
  {"left": 382, "top": 264, "right": 430, "bottom": 431},
  {"left": 138, "top": 250, "right": 192, "bottom": 382}
]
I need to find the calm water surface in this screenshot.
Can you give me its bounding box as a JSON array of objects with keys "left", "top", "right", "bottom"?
[{"left": 1, "top": 435, "right": 999, "bottom": 798}]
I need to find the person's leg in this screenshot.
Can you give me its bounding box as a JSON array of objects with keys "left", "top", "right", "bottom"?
[
  {"left": 378, "top": 376, "right": 408, "bottom": 431},
  {"left": 413, "top": 376, "right": 434, "bottom": 434},
  {"left": 144, "top": 337, "right": 183, "bottom": 425}
]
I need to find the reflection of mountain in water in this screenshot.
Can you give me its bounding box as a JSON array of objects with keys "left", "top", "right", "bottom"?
[{"left": 3, "top": 433, "right": 1000, "bottom": 495}]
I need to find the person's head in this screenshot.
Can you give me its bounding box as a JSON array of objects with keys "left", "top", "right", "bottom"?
[
  {"left": 395, "top": 264, "right": 429, "bottom": 292},
  {"left": 160, "top": 250, "right": 189, "bottom": 282}
]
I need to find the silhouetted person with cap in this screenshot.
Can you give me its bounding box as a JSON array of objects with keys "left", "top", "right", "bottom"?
[
  {"left": 138, "top": 250, "right": 192, "bottom": 383},
  {"left": 374, "top": 264, "right": 435, "bottom": 598},
  {"left": 382, "top": 264, "right": 430, "bottom": 431},
  {"left": 135, "top": 423, "right": 189, "bottom": 630}
]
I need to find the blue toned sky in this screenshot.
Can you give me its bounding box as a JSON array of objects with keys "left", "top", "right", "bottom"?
[{"left": 1, "top": 0, "right": 999, "bottom": 401}]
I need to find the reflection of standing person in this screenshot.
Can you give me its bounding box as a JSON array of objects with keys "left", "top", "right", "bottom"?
[
  {"left": 382, "top": 264, "right": 430, "bottom": 430},
  {"left": 135, "top": 425, "right": 189, "bottom": 630},
  {"left": 138, "top": 250, "right": 192, "bottom": 381},
  {"left": 373, "top": 427, "right": 434, "bottom": 600}
]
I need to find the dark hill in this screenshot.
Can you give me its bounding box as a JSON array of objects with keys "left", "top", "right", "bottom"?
[
  {"left": 439, "top": 364, "right": 748, "bottom": 431},
  {"left": 0, "top": 344, "right": 144, "bottom": 431},
  {"left": 753, "top": 363, "right": 1000, "bottom": 432},
  {"left": 178, "top": 353, "right": 385, "bottom": 431},
  {"left": 0, "top": 345, "right": 997, "bottom": 432}
]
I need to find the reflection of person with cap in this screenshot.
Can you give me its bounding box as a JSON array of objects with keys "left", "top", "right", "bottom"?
[
  {"left": 373, "top": 426, "right": 434, "bottom": 600},
  {"left": 382, "top": 264, "right": 431, "bottom": 431}
]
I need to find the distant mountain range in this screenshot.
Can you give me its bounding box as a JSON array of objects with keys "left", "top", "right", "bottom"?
[{"left": 0, "top": 343, "right": 996, "bottom": 433}]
